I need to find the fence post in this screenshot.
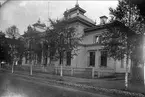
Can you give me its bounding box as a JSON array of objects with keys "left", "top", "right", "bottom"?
[
  {"left": 60, "top": 65, "right": 63, "bottom": 76},
  {"left": 71, "top": 67, "right": 74, "bottom": 76},
  {"left": 55, "top": 67, "right": 57, "bottom": 74},
  {"left": 92, "top": 67, "right": 94, "bottom": 78},
  {"left": 98, "top": 70, "right": 101, "bottom": 78}
]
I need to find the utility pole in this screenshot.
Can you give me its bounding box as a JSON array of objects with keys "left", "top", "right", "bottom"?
[{"left": 76, "top": 0, "right": 78, "bottom": 6}]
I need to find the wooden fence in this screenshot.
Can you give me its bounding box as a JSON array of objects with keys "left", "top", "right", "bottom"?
[
  {"left": 1, "top": 64, "right": 115, "bottom": 78},
  {"left": 54, "top": 66, "right": 115, "bottom": 78}
]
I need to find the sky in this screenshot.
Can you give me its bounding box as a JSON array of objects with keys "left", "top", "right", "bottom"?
[{"left": 0, "top": 0, "right": 118, "bottom": 35}]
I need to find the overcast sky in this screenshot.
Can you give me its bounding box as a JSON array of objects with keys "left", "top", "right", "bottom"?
[{"left": 0, "top": 0, "right": 118, "bottom": 35}]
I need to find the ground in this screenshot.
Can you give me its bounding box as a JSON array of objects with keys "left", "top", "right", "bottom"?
[{"left": 0, "top": 71, "right": 112, "bottom": 97}]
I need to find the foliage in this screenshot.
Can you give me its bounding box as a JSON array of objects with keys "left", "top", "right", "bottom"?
[
  {"left": 0, "top": 31, "right": 10, "bottom": 62},
  {"left": 5, "top": 25, "right": 20, "bottom": 39},
  {"left": 22, "top": 17, "right": 81, "bottom": 66},
  {"left": 4, "top": 25, "right": 24, "bottom": 65},
  {"left": 48, "top": 18, "right": 81, "bottom": 64},
  {"left": 23, "top": 25, "right": 41, "bottom": 64},
  {"left": 103, "top": 0, "right": 145, "bottom": 64}
]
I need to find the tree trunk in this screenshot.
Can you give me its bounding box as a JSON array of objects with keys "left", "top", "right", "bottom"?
[
  {"left": 45, "top": 56, "right": 48, "bottom": 66},
  {"left": 49, "top": 57, "right": 51, "bottom": 66},
  {"left": 59, "top": 52, "right": 62, "bottom": 65},
  {"left": 59, "top": 51, "right": 63, "bottom": 77},
  {"left": 60, "top": 64, "right": 63, "bottom": 76},
  {"left": 30, "top": 61, "right": 33, "bottom": 75},
  {"left": 30, "top": 53, "right": 33, "bottom": 75},
  {"left": 0, "top": 61, "right": 1, "bottom": 69},
  {"left": 12, "top": 61, "right": 14, "bottom": 73},
  {"left": 125, "top": 54, "right": 129, "bottom": 90}
]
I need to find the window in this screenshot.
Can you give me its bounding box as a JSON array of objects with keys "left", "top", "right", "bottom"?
[
  {"left": 89, "top": 52, "right": 95, "bottom": 67},
  {"left": 121, "top": 59, "right": 124, "bottom": 68},
  {"left": 100, "top": 51, "right": 107, "bottom": 67},
  {"left": 66, "top": 51, "right": 71, "bottom": 66},
  {"left": 94, "top": 35, "right": 102, "bottom": 43}
]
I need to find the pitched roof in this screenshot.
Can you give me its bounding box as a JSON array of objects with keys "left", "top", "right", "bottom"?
[
  {"left": 68, "top": 4, "right": 86, "bottom": 14},
  {"left": 33, "top": 23, "right": 46, "bottom": 27},
  {"left": 84, "top": 20, "right": 129, "bottom": 33},
  {"left": 68, "top": 16, "right": 96, "bottom": 27},
  {"left": 100, "top": 15, "right": 108, "bottom": 19}
]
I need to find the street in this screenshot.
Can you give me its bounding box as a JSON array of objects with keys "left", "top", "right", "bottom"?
[{"left": 0, "top": 71, "right": 111, "bottom": 97}]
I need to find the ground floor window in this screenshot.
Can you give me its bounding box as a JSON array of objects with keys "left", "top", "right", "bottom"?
[
  {"left": 100, "top": 51, "right": 107, "bottom": 67},
  {"left": 66, "top": 51, "right": 71, "bottom": 66},
  {"left": 89, "top": 51, "right": 95, "bottom": 67},
  {"left": 121, "top": 59, "right": 124, "bottom": 68},
  {"left": 25, "top": 55, "right": 28, "bottom": 64}
]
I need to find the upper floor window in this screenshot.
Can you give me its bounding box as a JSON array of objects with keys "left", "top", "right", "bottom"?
[{"left": 94, "top": 35, "right": 102, "bottom": 43}]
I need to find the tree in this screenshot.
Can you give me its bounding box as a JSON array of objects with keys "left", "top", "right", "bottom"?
[
  {"left": 103, "top": 0, "right": 145, "bottom": 89},
  {"left": 5, "top": 25, "right": 21, "bottom": 73},
  {"left": 23, "top": 25, "right": 41, "bottom": 75},
  {"left": 0, "top": 31, "right": 6, "bottom": 62},
  {"left": 0, "top": 31, "right": 9, "bottom": 64},
  {"left": 131, "top": 0, "right": 145, "bottom": 17},
  {"left": 6, "top": 25, "right": 20, "bottom": 39},
  {"left": 48, "top": 18, "right": 81, "bottom": 76},
  {"left": 0, "top": 31, "right": 12, "bottom": 65},
  {"left": 39, "top": 32, "right": 51, "bottom": 67}
]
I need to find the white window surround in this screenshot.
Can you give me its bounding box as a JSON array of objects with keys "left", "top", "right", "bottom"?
[{"left": 94, "top": 35, "right": 100, "bottom": 43}]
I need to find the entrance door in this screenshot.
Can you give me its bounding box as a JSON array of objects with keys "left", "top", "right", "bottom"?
[{"left": 89, "top": 52, "right": 95, "bottom": 67}]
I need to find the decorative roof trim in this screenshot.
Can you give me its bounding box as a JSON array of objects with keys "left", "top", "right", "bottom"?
[
  {"left": 33, "top": 23, "right": 46, "bottom": 27},
  {"left": 68, "top": 5, "right": 86, "bottom": 14},
  {"left": 84, "top": 20, "right": 127, "bottom": 33},
  {"left": 100, "top": 15, "right": 108, "bottom": 19},
  {"left": 68, "top": 16, "right": 96, "bottom": 27}
]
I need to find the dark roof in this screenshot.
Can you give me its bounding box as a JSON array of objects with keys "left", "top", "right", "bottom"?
[
  {"left": 84, "top": 20, "right": 129, "bottom": 33},
  {"left": 100, "top": 15, "right": 108, "bottom": 19},
  {"left": 68, "top": 5, "right": 86, "bottom": 14},
  {"left": 68, "top": 16, "right": 96, "bottom": 27},
  {"left": 33, "top": 23, "right": 46, "bottom": 27}
]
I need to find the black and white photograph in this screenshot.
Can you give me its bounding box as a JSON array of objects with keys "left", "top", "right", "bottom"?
[{"left": 0, "top": 0, "right": 145, "bottom": 97}]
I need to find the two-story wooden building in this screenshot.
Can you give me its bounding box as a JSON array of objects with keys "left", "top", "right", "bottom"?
[{"left": 22, "top": 4, "right": 130, "bottom": 77}]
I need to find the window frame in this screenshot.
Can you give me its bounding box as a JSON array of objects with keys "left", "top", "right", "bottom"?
[
  {"left": 100, "top": 50, "right": 107, "bottom": 67},
  {"left": 120, "top": 59, "right": 124, "bottom": 68},
  {"left": 89, "top": 51, "right": 95, "bottom": 67},
  {"left": 94, "top": 35, "right": 102, "bottom": 44}
]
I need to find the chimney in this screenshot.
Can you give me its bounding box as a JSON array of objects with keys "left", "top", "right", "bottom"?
[{"left": 100, "top": 15, "right": 108, "bottom": 25}]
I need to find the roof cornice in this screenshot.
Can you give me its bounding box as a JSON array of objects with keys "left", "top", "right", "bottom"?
[
  {"left": 84, "top": 20, "right": 128, "bottom": 33},
  {"left": 68, "top": 16, "right": 96, "bottom": 27},
  {"left": 68, "top": 5, "right": 86, "bottom": 14}
]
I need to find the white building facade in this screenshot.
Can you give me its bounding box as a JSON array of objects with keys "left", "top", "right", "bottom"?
[
  {"left": 22, "top": 4, "right": 130, "bottom": 77},
  {"left": 53, "top": 4, "right": 129, "bottom": 74}
]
